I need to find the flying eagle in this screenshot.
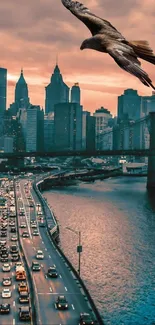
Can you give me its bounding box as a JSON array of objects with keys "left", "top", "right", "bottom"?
[{"left": 61, "top": 0, "right": 155, "bottom": 89}]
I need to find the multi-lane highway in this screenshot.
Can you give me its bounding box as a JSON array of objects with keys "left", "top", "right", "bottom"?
[
  {"left": 16, "top": 178, "right": 97, "bottom": 325},
  {"left": 0, "top": 179, "right": 32, "bottom": 325}
]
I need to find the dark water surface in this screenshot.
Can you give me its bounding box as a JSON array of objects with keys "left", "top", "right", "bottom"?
[{"left": 44, "top": 177, "right": 155, "bottom": 325}]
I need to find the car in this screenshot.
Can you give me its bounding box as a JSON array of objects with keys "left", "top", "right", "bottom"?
[
  {"left": 1, "top": 232, "right": 7, "bottom": 237},
  {"left": 1, "top": 256, "right": 8, "bottom": 263},
  {"left": 11, "top": 235, "right": 17, "bottom": 241},
  {"left": 19, "top": 291, "right": 29, "bottom": 303},
  {"left": 10, "top": 227, "right": 16, "bottom": 233},
  {"left": 15, "top": 262, "right": 23, "bottom": 269},
  {"left": 2, "top": 263, "right": 11, "bottom": 272},
  {"left": 19, "top": 306, "right": 31, "bottom": 320},
  {"left": 20, "top": 223, "right": 26, "bottom": 228},
  {"left": 10, "top": 244, "right": 18, "bottom": 254},
  {"left": 36, "top": 250, "right": 44, "bottom": 259},
  {"left": 0, "top": 303, "right": 10, "bottom": 314},
  {"left": 2, "top": 288, "right": 12, "bottom": 298},
  {"left": 0, "top": 240, "right": 6, "bottom": 246},
  {"left": 31, "top": 224, "right": 37, "bottom": 228},
  {"left": 47, "top": 266, "right": 58, "bottom": 278},
  {"left": 2, "top": 277, "right": 12, "bottom": 286},
  {"left": 22, "top": 231, "right": 29, "bottom": 238},
  {"left": 31, "top": 261, "right": 41, "bottom": 271},
  {"left": 32, "top": 230, "right": 39, "bottom": 236},
  {"left": 11, "top": 253, "right": 20, "bottom": 262},
  {"left": 79, "top": 313, "right": 95, "bottom": 325},
  {"left": 55, "top": 295, "right": 68, "bottom": 310},
  {"left": 18, "top": 282, "right": 28, "bottom": 293}
]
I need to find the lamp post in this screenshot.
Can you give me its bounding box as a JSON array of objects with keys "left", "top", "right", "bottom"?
[{"left": 65, "top": 226, "right": 82, "bottom": 276}]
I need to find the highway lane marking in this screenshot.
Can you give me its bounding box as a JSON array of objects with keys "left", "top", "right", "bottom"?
[
  {"left": 71, "top": 304, "right": 75, "bottom": 310},
  {"left": 56, "top": 250, "right": 61, "bottom": 257},
  {"left": 42, "top": 241, "right": 44, "bottom": 244},
  {"left": 49, "top": 287, "right": 52, "bottom": 292},
  {"left": 45, "top": 248, "right": 47, "bottom": 251},
  {"left": 13, "top": 301, "right": 15, "bottom": 306},
  {"left": 12, "top": 272, "right": 14, "bottom": 276},
  {"left": 13, "top": 284, "right": 15, "bottom": 289},
  {"left": 49, "top": 255, "right": 51, "bottom": 258},
  {"left": 65, "top": 286, "right": 68, "bottom": 291},
  {"left": 59, "top": 274, "right": 62, "bottom": 278},
  {"left": 13, "top": 319, "right": 15, "bottom": 325}
]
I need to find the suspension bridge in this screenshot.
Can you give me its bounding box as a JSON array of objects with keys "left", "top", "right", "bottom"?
[{"left": 1, "top": 112, "right": 155, "bottom": 189}]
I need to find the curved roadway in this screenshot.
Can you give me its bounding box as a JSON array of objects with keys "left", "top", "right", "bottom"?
[{"left": 16, "top": 178, "right": 97, "bottom": 325}]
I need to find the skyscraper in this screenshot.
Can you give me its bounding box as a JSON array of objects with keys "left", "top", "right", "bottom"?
[
  {"left": 54, "top": 103, "right": 82, "bottom": 151},
  {"left": 117, "top": 89, "right": 142, "bottom": 122},
  {"left": 26, "top": 105, "right": 44, "bottom": 152},
  {"left": 93, "top": 107, "right": 112, "bottom": 149},
  {"left": 14, "top": 69, "right": 29, "bottom": 114},
  {"left": 45, "top": 64, "right": 69, "bottom": 114},
  {"left": 71, "top": 83, "right": 80, "bottom": 104},
  {"left": 44, "top": 113, "right": 54, "bottom": 152},
  {"left": 0, "top": 67, "right": 7, "bottom": 116},
  {"left": 82, "top": 111, "right": 95, "bottom": 150}
]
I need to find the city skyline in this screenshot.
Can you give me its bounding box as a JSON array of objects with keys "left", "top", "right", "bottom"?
[{"left": 1, "top": 0, "right": 155, "bottom": 115}]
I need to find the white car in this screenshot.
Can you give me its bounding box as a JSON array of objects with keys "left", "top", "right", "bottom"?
[
  {"left": 2, "top": 277, "right": 12, "bottom": 286},
  {"left": 20, "top": 224, "right": 26, "bottom": 228},
  {"left": 15, "top": 262, "right": 23, "bottom": 270},
  {"left": 2, "top": 264, "right": 11, "bottom": 272},
  {"left": 2, "top": 288, "right": 12, "bottom": 298},
  {"left": 31, "top": 224, "right": 37, "bottom": 228},
  {"left": 36, "top": 250, "right": 44, "bottom": 259}
]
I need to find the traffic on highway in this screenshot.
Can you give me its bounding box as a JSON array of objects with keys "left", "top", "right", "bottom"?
[{"left": 0, "top": 176, "right": 98, "bottom": 325}]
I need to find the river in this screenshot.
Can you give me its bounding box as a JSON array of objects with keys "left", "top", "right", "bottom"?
[{"left": 43, "top": 176, "right": 155, "bottom": 325}]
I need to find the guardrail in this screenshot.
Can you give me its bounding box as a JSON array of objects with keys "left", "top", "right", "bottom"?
[
  {"left": 33, "top": 176, "right": 104, "bottom": 325},
  {"left": 13, "top": 180, "right": 40, "bottom": 325}
]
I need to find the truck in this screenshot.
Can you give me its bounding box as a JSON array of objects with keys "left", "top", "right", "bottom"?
[{"left": 16, "top": 266, "right": 26, "bottom": 281}]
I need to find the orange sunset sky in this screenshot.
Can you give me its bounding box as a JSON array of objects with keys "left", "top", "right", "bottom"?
[{"left": 1, "top": 0, "right": 155, "bottom": 115}]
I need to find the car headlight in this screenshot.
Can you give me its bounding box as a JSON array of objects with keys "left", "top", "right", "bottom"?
[
  {"left": 58, "top": 304, "right": 61, "bottom": 307},
  {"left": 65, "top": 304, "right": 68, "bottom": 307}
]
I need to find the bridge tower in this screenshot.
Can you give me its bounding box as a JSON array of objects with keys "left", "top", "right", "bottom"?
[{"left": 147, "top": 112, "right": 155, "bottom": 189}]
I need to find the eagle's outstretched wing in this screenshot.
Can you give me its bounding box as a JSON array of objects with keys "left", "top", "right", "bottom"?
[
  {"left": 108, "top": 43, "right": 155, "bottom": 88},
  {"left": 61, "top": 0, "right": 124, "bottom": 39}
]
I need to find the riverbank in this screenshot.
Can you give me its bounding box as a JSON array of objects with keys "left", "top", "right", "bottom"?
[{"left": 43, "top": 176, "right": 155, "bottom": 325}]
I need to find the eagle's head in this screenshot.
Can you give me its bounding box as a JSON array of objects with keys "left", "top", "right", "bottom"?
[{"left": 80, "top": 38, "right": 96, "bottom": 50}]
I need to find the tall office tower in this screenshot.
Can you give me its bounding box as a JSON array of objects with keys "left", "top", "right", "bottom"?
[
  {"left": 82, "top": 111, "right": 95, "bottom": 150},
  {"left": 0, "top": 67, "right": 7, "bottom": 116},
  {"left": 93, "top": 107, "right": 112, "bottom": 150},
  {"left": 14, "top": 69, "right": 30, "bottom": 114},
  {"left": 4, "top": 136, "right": 14, "bottom": 153},
  {"left": 26, "top": 105, "right": 44, "bottom": 152},
  {"left": 142, "top": 92, "right": 155, "bottom": 116},
  {"left": 0, "top": 68, "right": 7, "bottom": 139},
  {"left": 54, "top": 103, "right": 82, "bottom": 151},
  {"left": 45, "top": 64, "right": 69, "bottom": 114},
  {"left": 118, "top": 89, "right": 142, "bottom": 122},
  {"left": 44, "top": 113, "right": 54, "bottom": 152},
  {"left": 71, "top": 83, "right": 80, "bottom": 104}
]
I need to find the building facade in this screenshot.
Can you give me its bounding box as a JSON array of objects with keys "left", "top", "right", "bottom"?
[
  {"left": 71, "top": 83, "right": 80, "bottom": 104},
  {"left": 45, "top": 65, "right": 69, "bottom": 114},
  {"left": 44, "top": 113, "right": 54, "bottom": 152},
  {"left": 54, "top": 103, "right": 82, "bottom": 151},
  {"left": 82, "top": 111, "right": 95, "bottom": 150},
  {"left": 0, "top": 67, "right": 7, "bottom": 116},
  {"left": 14, "top": 69, "right": 30, "bottom": 114},
  {"left": 118, "top": 89, "right": 142, "bottom": 122},
  {"left": 93, "top": 107, "right": 112, "bottom": 150},
  {"left": 26, "top": 105, "right": 44, "bottom": 152}
]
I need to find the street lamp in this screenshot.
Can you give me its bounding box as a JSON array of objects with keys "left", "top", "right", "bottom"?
[{"left": 65, "top": 226, "right": 82, "bottom": 276}]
